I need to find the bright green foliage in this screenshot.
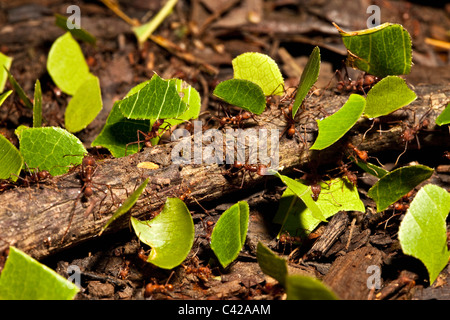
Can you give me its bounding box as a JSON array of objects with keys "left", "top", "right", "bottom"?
[
  {"left": 54, "top": 14, "right": 96, "bottom": 45},
  {"left": 286, "top": 275, "right": 338, "bottom": 300},
  {"left": 100, "top": 178, "right": 149, "bottom": 236},
  {"left": 118, "top": 74, "right": 188, "bottom": 120},
  {"left": 232, "top": 52, "right": 284, "bottom": 96},
  {"left": 0, "top": 52, "right": 12, "bottom": 93},
  {"left": 213, "top": 79, "right": 266, "bottom": 115},
  {"left": 256, "top": 242, "right": 288, "bottom": 286},
  {"left": 273, "top": 177, "right": 364, "bottom": 238},
  {"left": 4, "top": 67, "right": 32, "bottom": 109},
  {"left": 130, "top": 198, "right": 194, "bottom": 269},
  {"left": 310, "top": 94, "right": 366, "bottom": 150},
  {"left": 368, "top": 165, "right": 434, "bottom": 212},
  {"left": 436, "top": 103, "right": 450, "bottom": 126},
  {"left": 65, "top": 74, "right": 103, "bottom": 133},
  {"left": 292, "top": 46, "right": 320, "bottom": 117},
  {"left": 336, "top": 23, "right": 412, "bottom": 77},
  {"left": 0, "top": 247, "right": 79, "bottom": 300},
  {"left": 399, "top": 184, "right": 450, "bottom": 284},
  {"left": 33, "top": 80, "right": 42, "bottom": 127},
  {"left": 364, "top": 76, "right": 416, "bottom": 118},
  {"left": 0, "top": 90, "right": 12, "bottom": 108},
  {"left": 18, "top": 127, "right": 87, "bottom": 176},
  {"left": 47, "top": 32, "right": 91, "bottom": 95},
  {"left": 210, "top": 201, "right": 249, "bottom": 268},
  {"left": 0, "top": 134, "right": 23, "bottom": 181}
]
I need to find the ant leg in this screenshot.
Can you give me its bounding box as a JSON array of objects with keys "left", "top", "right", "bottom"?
[{"left": 395, "top": 141, "right": 408, "bottom": 167}]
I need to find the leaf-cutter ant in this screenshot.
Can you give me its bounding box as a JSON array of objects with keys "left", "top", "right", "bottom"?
[
  {"left": 335, "top": 67, "right": 380, "bottom": 94},
  {"left": 225, "top": 160, "right": 267, "bottom": 189},
  {"left": 125, "top": 119, "right": 169, "bottom": 155}
]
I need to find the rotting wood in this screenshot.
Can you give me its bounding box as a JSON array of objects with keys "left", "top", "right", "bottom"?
[{"left": 0, "top": 84, "right": 448, "bottom": 261}]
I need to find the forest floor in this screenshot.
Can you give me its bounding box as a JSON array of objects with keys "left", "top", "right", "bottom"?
[{"left": 0, "top": 0, "right": 450, "bottom": 300}]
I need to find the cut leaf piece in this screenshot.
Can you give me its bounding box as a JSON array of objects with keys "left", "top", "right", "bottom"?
[
  {"left": 0, "top": 52, "right": 12, "bottom": 93},
  {"left": 364, "top": 76, "right": 416, "bottom": 118},
  {"left": 118, "top": 74, "right": 188, "bottom": 120},
  {"left": 47, "top": 32, "right": 91, "bottom": 95},
  {"left": 398, "top": 184, "right": 450, "bottom": 284},
  {"left": 368, "top": 165, "right": 434, "bottom": 212},
  {"left": 213, "top": 79, "right": 266, "bottom": 115},
  {"left": 292, "top": 46, "right": 320, "bottom": 117},
  {"left": 0, "top": 90, "right": 12, "bottom": 107},
  {"left": 273, "top": 177, "right": 364, "bottom": 237},
  {"left": 256, "top": 242, "right": 288, "bottom": 287},
  {"left": 335, "top": 23, "right": 412, "bottom": 77},
  {"left": 4, "top": 67, "right": 33, "bottom": 109},
  {"left": 65, "top": 74, "right": 102, "bottom": 133},
  {"left": 19, "top": 127, "right": 87, "bottom": 176},
  {"left": 0, "top": 134, "right": 23, "bottom": 181},
  {"left": 99, "top": 178, "right": 149, "bottom": 236},
  {"left": 54, "top": 13, "right": 97, "bottom": 45},
  {"left": 33, "top": 80, "right": 42, "bottom": 127},
  {"left": 436, "top": 103, "right": 450, "bottom": 126},
  {"left": 210, "top": 201, "right": 249, "bottom": 268},
  {"left": 130, "top": 198, "right": 194, "bottom": 269},
  {"left": 310, "top": 94, "right": 366, "bottom": 150},
  {"left": 232, "top": 52, "right": 284, "bottom": 96},
  {"left": 0, "top": 247, "right": 79, "bottom": 300},
  {"left": 285, "top": 275, "right": 338, "bottom": 300}
]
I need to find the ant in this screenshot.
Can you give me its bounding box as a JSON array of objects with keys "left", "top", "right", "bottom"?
[
  {"left": 125, "top": 119, "right": 169, "bottom": 155},
  {"left": 226, "top": 160, "right": 267, "bottom": 188},
  {"left": 337, "top": 160, "right": 358, "bottom": 187},
  {"left": 118, "top": 260, "right": 130, "bottom": 280},
  {"left": 347, "top": 142, "right": 368, "bottom": 162},
  {"left": 335, "top": 68, "right": 380, "bottom": 94},
  {"left": 144, "top": 282, "right": 174, "bottom": 297},
  {"left": 395, "top": 108, "right": 432, "bottom": 165},
  {"left": 184, "top": 265, "right": 212, "bottom": 282},
  {"left": 214, "top": 105, "right": 256, "bottom": 128}
]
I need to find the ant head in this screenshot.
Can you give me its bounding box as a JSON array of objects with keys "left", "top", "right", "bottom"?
[
  {"left": 82, "top": 156, "right": 96, "bottom": 167},
  {"left": 153, "top": 119, "right": 165, "bottom": 128},
  {"left": 37, "top": 170, "right": 51, "bottom": 180},
  {"left": 241, "top": 111, "right": 252, "bottom": 120},
  {"left": 233, "top": 161, "right": 243, "bottom": 169}
]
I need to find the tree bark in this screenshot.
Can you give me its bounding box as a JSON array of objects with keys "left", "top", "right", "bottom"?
[{"left": 0, "top": 84, "right": 449, "bottom": 260}]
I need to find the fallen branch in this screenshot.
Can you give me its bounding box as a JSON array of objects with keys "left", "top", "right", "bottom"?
[{"left": 0, "top": 84, "right": 448, "bottom": 260}]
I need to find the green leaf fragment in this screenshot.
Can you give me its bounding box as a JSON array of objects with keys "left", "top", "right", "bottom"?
[
  {"left": 213, "top": 79, "right": 266, "bottom": 115},
  {"left": 19, "top": 127, "right": 87, "bottom": 176},
  {"left": 232, "top": 52, "right": 284, "bottom": 96},
  {"left": 256, "top": 242, "right": 288, "bottom": 287},
  {"left": 368, "top": 165, "right": 434, "bottom": 212},
  {"left": 436, "top": 103, "right": 450, "bottom": 126},
  {"left": 118, "top": 74, "right": 188, "bottom": 120},
  {"left": 0, "top": 52, "right": 12, "bottom": 93},
  {"left": 310, "top": 94, "right": 366, "bottom": 150},
  {"left": 336, "top": 23, "right": 412, "bottom": 77},
  {"left": 0, "top": 90, "right": 12, "bottom": 107},
  {"left": 65, "top": 74, "right": 103, "bottom": 133},
  {"left": 210, "top": 201, "right": 249, "bottom": 268},
  {"left": 286, "top": 275, "right": 338, "bottom": 300},
  {"left": 131, "top": 198, "right": 194, "bottom": 269},
  {"left": 292, "top": 46, "right": 320, "bottom": 118},
  {"left": 364, "top": 76, "right": 416, "bottom": 118},
  {"left": 0, "top": 134, "right": 23, "bottom": 181},
  {"left": 4, "top": 67, "right": 33, "bottom": 109},
  {"left": 100, "top": 178, "right": 149, "bottom": 236},
  {"left": 47, "top": 32, "right": 91, "bottom": 95},
  {"left": 54, "top": 13, "right": 97, "bottom": 45},
  {"left": 0, "top": 247, "right": 79, "bottom": 300},
  {"left": 33, "top": 80, "right": 42, "bottom": 127},
  {"left": 398, "top": 184, "right": 450, "bottom": 284}
]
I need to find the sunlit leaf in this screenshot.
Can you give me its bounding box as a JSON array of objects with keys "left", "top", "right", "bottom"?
[
  {"left": 256, "top": 242, "right": 288, "bottom": 287},
  {"left": 33, "top": 80, "right": 42, "bottom": 128},
  {"left": 0, "top": 90, "right": 12, "bottom": 108},
  {"left": 364, "top": 76, "right": 416, "bottom": 118},
  {"left": 292, "top": 46, "right": 320, "bottom": 117},
  {"left": 232, "top": 52, "right": 284, "bottom": 96},
  {"left": 286, "top": 275, "right": 338, "bottom": 300},
  {"left": 100, "top": 178, "right": 149, "bottom": 236},
  {"left": 118, "top": 73, "right": 188, "bottom": 120},
  {"left": 4, "top": 67, "right": 32, "bottom": 109},
  {"left": 368, "top": 165, "right": 434, "bottom": 212},
  {"left": 0, "top": 134, "right": 23, "bottom": 181},
  {"left": 210, "top": 201, "right": 249, "bottom": 268},
  {"left": 18, "top": 127, "right": 87, "bottom": 176},
  {"left": 0, "top": 247, "right": 79, "bottom": 300},
  {"left": 436, "top": 103, "right": 450, "bottom": 126},
  {"left": 47, "top": 32, "right": 91, "bottom": 95},
  {"left": 130, "top": 198, "right": 194, "bottom": 269},
  {"left": 54, "top": 13, "right": 96, "bottom": 45},
  {"left": 335, "top": 23, "right": 412, "bottom": 77},
  {"left": 310, "top": 94, "right": 366, "bottom": 150},
  {"left": 0, "top": 52, "right": 12, "bottom": 93},
  {"left": 213, "top": 79, "right": 266, "bottom": 115},
  {"left": 65, "top": 74, "right": 103, "bottom": 133},
  {"left": 398, "top": 184, "right": 450, "bottom": 284}
]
